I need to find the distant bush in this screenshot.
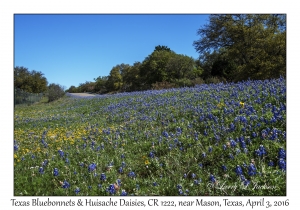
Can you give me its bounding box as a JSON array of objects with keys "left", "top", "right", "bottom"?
[
  {"left": 151, "top": 81, "right": 176, "bottom": 90},
  {"left": 192, "top": 77, "right": 205, "bottom": 86},
  {"left": 47, "top": 83, "right": 65, "bottom": 102},
  {"left": 205, "top": 76, "right": 226, "bottom": 84},
  {"left": 174, "top": 78, "right": 193, "bottom": 87}
]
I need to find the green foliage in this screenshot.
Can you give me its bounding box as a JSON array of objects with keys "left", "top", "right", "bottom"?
[
  {"left": 193, "top": 14, "right": 286, "bottom": 81},
  {"left": 151, "top": 81, "right": 176, "bottom": 90},
  {"left": 14, "top": 66, "right": 48, "bottom": 93},
  {"left": 205, "top": 76, "right": 226, "bottom": 84},
  {"left": 154, "top": 45, "right": 171, "bottom": 52},
  {"left": 140, "top": 50, "right": 176, "bottom": 88},
  {"left": 14, "top": 88, "right": 44, "bottom": 105},
  {"left": 14, "top": 78, "right": 286, "bottom": 196},
  {"left": 94, "top": 76, "right": 108, "bottom": 93},
  {"left": 66, "top": 85, "right": 78, "bottom": 93},
  {"left": 47, "top": 83, "right": 65, "bottom": 102},
  {"left": 106, "top": 64, "right": 130, "bottom": 92},
  {"left": 122, "top": 62, "right": 142, "bottom": 92}
]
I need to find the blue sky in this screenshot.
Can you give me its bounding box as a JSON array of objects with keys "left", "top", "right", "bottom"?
[{"left": 14, "top": 14, "right": 210, "bottom": 89}]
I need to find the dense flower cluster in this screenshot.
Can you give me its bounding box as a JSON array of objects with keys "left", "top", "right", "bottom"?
[{"left": 14, "top": 78, "right": 286, "bottom": 196}]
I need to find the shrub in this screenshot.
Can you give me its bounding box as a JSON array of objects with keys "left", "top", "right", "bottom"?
[
  {"left": 174, "top": 78, "right": 193, "bottom": 88},
  {"left": 192, "top": 77, "right": 205, "bottom": 86},
  {"left": 47, "top": 83, "right": 65, "bottom": 102},
  {"left": 151, "top": 81, "right": 176, "bottom": 90},
  {"left": 205, "top": 76, "right": 226, "bottom": 84}
]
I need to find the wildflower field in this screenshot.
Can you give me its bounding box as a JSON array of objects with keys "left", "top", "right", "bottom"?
[{"left": 14, "top": 78, "right": 286, "bottom": 196}]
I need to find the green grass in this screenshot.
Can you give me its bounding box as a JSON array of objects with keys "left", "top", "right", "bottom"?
[{"left": 14, "top": 78, "right": 286, "bottom": 196}]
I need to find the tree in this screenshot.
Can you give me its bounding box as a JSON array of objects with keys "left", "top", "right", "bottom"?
[
  {"left": 140, "top": 49, "right": 176, "bottom": 88},
  {"left": 193, "top": 14, "right": 286, "bottom": 81},
  {"left": 166, "top": 54, "right": 199, "bottom": 80},
  {"left": 106, "top": 64, "right": 130, "bottom": 92},
  {"left": 122, "top": 62, "right": 142, "bottom": 92},
  {"left": 14, "top": 66, "right": 48, "bottom": 93},
  {"left": 154, "top": 45, "right": 171, "bottom": 52},
  {"left": 47, "top": 83, "right": 65, "bottom": 102},
  {"left": 67, "top": 85, "right": 77, "bottom": 93},
  {"left": 94, "top": 76, "right": 108, "bottom": 93}
]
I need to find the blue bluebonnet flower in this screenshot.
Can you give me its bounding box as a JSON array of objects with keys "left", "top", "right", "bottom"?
[
  {"left": 278, "top": 148, "right": 286, "bottom": 159},
  {"left": 176, "top": 127, "right": 182, "bottom": 135},
  {"left": 230, "top": 123, "right": 235, "bottom": 131},
  {"left": 120, "top": 190, "right": 128, "bottom": 196},
  {"left": 230, "top": 140, "right": 237, "bottom": 147},
  {"left": 98, "top": 184, "right": 102, "bottom": 189},
  {"left": 194, "top": 180, "right": 200, "bottom": 185},
  {"left": 259, "top": 145, "right": 267, "bottom": 155},
  {"left": 79, "top": 162, "right": 84, "bottom": 167},
  {"left": 100, "top": 173, "right": 106, "bottom": 181},
  {"left": 223, "top": 144, "right": 227, "bottom": 150},
  {"left": 198, "top": 163, "right": 203, "bottom": 168},
  {"left": 136, "top": 184, "right": 140, "bottom": 190},
  {"left": 149, "top": 151, "right": 155, "bottom": 158},
  {"left": 177, "top": 184, "right": 182, "bottom": 189},
  {"left": 153, "top": 182, "right": 158, "bottom": 186},
  {"left": 117, "top": 179, "right": 121, "bottom": 186},
  {"left": 128, "top": 171, "right": 136, "bottom": 178},
  {"left": 121, "top": 161, "right": 126, "bottom": 167},
  {"left": 88, "top": 186, "right": 92, "bottom": 189},
  {"left": 62, "top": 180, "right": 70, "bottom": 189},
  {"left": 162, "top": 131, "right": 169, "bottom": 138},
  {"left": 208, "top": 146, "right": 213, "bottom": 153},
  {"left": 255, "top": 149, "right": 262, "bottom": 156},
  {"left": 244, "top": 179, "right": 251, "bottom": 186},
  {"left": 74, "top": 171, "right": 77, "bottom": 175},
  {"left": 222, "top": 165, "right": 227, "bottom": 171},
  {"left": 65, "top": 158, "right": 69, "bottom": 164},
  {"left": 53, "top": 168, "right": 59, "bottom": 176},
  {"left": 121, "top": 154, "right": 125, "bottom": 159},
  {"left": 107, "top": 184, "right": 116, "bottom": 195},
  {"left": 183, "top": 173, "right": 187, "bottom": 178},
  {"left": 39, "top": 167, "right": 44, "bottom": 174},
  {"left": 268, "top": 161, "right": 274, "bottom": 167},
  {"left": 58, "top": 149, "right": 64, "bottom": 157},
  {"left": 240, "top": 140, "right": 246, "bottom": 149},
  {"left": 235, "top": 165, "right": 243, "bottom": 176},
  {"left": 209, "top": 174, "right": 216, "bottom": 183},
  {"left": 202, "top": 152, "right": 206, "bottom": 158},
  {"left": 42, "top": 159, "right": 48, "bottom": 167},
  {"left": 118, "top": 167, "right": 123, "bottom": 174},
  {"left": 229, "top": 153, "right": 234, "bottom": 159},
  {"left": 278, "top": 158, "right": 286, "bottom": 171},
  {"left": 75, "top": 187, "right": 80, "bottom": 194},
  {"left": 178, "top": 189, "right": 184, "bottom": 195},
  {"left": 191, "top": 173, "right": 196, "bottom": 179},
  {"left": 31, "top": 155, "right": 35, "bottom": 159},
  {"left": 14, "top": 144, "right": 19, "bottom": 152},
  {"left": 248, "top": 163, "right": 257, "bottom": 176},
  {"left": 88, "top": 163, "right": 96, "bottom": 172}
]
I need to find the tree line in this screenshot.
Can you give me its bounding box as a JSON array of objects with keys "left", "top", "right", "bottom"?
[
  {"left": 14, "top": 66, "right": 65, "bottom": 102},
  {"left": 67, "top": 14, "right": 285, "bottom": 94},
  {"left": 15, "top": 14, "right": 286, "bottom": 96}
]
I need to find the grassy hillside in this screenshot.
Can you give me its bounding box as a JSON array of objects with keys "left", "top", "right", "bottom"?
[{"left": 14, "top": 77, "right": 286, "bottom": 196}]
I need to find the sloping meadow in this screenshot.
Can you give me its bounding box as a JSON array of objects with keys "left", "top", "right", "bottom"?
[{"left": 14, "top": 77, "right": 286, "bottom": 196}]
